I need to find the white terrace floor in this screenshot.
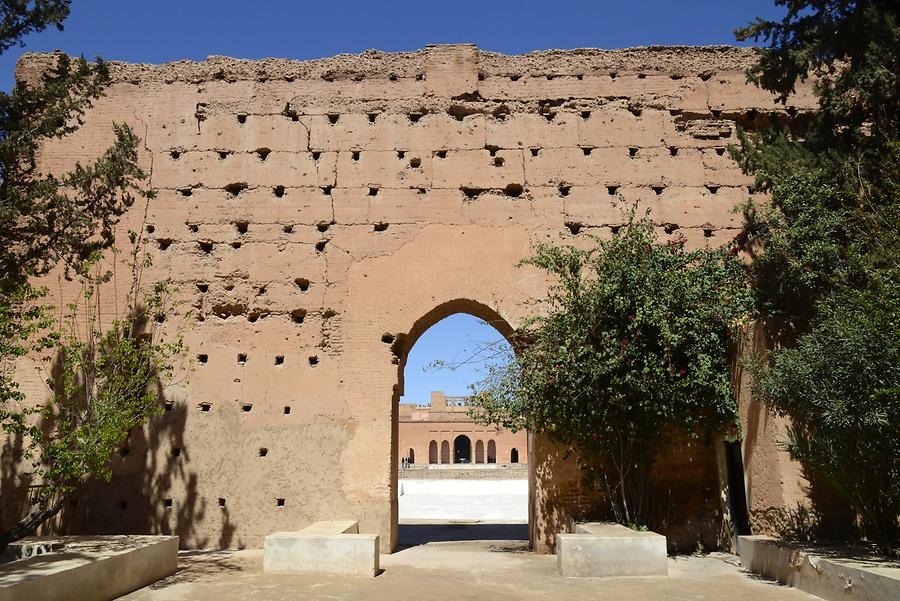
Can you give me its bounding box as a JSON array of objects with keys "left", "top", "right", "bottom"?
[
  {"left": 120, "top": 525, "right": 823, "bottom": 601},
  {"left": 398, "top": 478, "right": 528, "bottom": 521}
]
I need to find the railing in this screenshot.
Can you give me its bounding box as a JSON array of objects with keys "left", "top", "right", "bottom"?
[{"left": 0, "top": 483, "right": 69, "bottom": 532}]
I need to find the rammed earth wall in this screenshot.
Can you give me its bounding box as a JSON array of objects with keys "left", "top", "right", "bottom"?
[{"left": 11, "top": 45, "right": 815, "bottom": 552}]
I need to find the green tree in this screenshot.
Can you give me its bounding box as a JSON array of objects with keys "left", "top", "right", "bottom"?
[
  {"left": 0, "top": 2, "right": 184, "bottom": 551},
  {"left": 471, "top": 213, "right": 753, "bottom": 529},
  {"left": 0, "top": 1, "right": 70, "bottom": 54},
  {"left": 734, "top": 1, "right": 899, "bottom": 324},
  {"left": 736, "top": 1, "right": 900, "bottom": 552},
  {"left": 748, "top": 283, "right": 900, "bottom": 551}
]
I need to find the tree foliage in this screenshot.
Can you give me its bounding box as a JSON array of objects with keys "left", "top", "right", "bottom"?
[
  {"left": 0, "top": 1, "right": 69, "bottom": 55},
  {"left": 736, "top": 1, "right": 900, "bottom": 552},
  {"left": 734, "top": 1, "right": 900, "bottom": 323},
  {"left": 737, "top": 0, "right": 899, "bottom": 148},
  {"left": 0, "top": 51, "right": 147, "bottom": 290},
  {"left": 748, "top": 284, "right": 900, "bottom": 550},
  {"left": 0, "top": 256, "right": 185, "bottom": 550},
  {"left": 471, "top": 214, "right": 753, "bottom": 528},
  {"left": 0, "top": 2, "right": 183, "bottom": 551}
]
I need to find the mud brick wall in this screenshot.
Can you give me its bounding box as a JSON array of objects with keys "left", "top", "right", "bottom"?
[{"left": 11, "top": 44, "right": 815, "bottom": 552}]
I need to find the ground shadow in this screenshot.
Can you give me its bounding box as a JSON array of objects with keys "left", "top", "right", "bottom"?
[
  {"left": 149, "top": 550, "right": 247, "bottom": 589},
  {"left": 397, "top": 523, "right": 528, "bottom": 548}
]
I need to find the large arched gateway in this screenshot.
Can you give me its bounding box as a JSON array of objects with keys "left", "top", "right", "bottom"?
[{"left": 12, "top": 44, "right": 815, "bottom": 553}]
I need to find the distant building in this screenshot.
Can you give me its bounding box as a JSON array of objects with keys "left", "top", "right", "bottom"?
[{"left": 398, "top": 391, "right": 527, "bottom": 465}]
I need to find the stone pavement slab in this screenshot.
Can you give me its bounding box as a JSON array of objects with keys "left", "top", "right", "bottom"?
[{"left": 120, "top": 531, "right": 824, "bottom": 601}]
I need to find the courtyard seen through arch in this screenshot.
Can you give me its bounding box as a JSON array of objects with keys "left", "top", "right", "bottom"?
[{"left": 396, "top": 311, "right": 529, "bottom": 546}]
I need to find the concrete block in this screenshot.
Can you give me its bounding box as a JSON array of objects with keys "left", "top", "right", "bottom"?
[
  {"left": 0, "top": 535, "right": 177, "bottom": 601},
  {"left": 264, "top": 520, "right": 380, "bottom": 577},
  {"left": 739, "top": 535, "right": 900, "bottom": 601},
  {"left": 557, "top": 522, "right": 667, "bottom": 578}
]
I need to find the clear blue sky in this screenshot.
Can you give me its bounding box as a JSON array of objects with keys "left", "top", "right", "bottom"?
[
  {"left": 0, "top": 1, "right": 785, "bottom": 403},
  {"left": 400, "top": 314, "right": 513, "bottom": 405},
  {"left": 0, "top": 1, "right": 785, "bottom": 91}
]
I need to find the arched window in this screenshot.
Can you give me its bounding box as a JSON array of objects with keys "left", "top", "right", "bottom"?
[
  {"left": 454, "top": 435, "right": 472, "bottom": 463},
  {"left": 487, "top": 440, "right": 496, "bottom": 463},
  {"left": 475, "top": 440, "right": 485, "bottom": 464},
  {"left": 510, "top": 448, "right": 519, "bottom": 463},
  {"left": 440, "top": 440, "right": 450, "bottom": 464},
  {"left": 429, "top": 440, "right": 438, "bottom": 464},
  {"left": 409, "top": 448, "right": 415, "bottom": 464}
]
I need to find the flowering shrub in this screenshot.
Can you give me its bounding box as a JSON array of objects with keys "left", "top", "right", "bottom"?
[{"left": 471, "top": 211, "right": 753, "bottom": 528}]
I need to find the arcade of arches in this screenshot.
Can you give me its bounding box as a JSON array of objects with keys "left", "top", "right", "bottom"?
[{"left": 399, "top": 392, "right": 526, "bottom": 466}]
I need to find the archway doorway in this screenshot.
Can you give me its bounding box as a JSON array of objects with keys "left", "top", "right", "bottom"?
[
  {"left": 393, "top": 301, "right": 530, "bottom": 549},
  {"left": 454, "top": 435, "right": 472, "bottom": 463},
  {"left": 428, "top": 441, "right": 438, "bottom": 464}
]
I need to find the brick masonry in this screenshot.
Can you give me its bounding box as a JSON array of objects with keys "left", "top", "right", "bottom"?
[{"left": 10, "top": 44, "right": 816, "bottom": 553}]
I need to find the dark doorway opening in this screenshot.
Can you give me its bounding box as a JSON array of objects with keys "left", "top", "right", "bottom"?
[
  {"left": 454, "top": 435, "right": 472, "bottom": 463},
  {"left": 724, "top": 440, "right": 751, "bottom": 542}
]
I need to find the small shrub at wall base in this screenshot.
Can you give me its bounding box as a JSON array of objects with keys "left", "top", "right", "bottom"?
[{"left": 470, "top": 210, "right": 753, "bottom": 531}]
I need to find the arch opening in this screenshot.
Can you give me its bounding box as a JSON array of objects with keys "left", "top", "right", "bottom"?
[
  {"left": 454, "top": 435, "right": 472, "bottom": 463},
  {"left": 429, "top": 440, "right": 438, "bottom": 464},
  {"left": 393, "top": 301, "right": 530, "bottom": 549}
]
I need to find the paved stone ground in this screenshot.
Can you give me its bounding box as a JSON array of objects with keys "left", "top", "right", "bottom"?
[{"left": 121, "top": 524, "right": 823, "bottom": 601}]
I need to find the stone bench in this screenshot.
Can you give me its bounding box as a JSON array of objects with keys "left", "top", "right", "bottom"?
[
  {"left": 739, "top": 535, "right": 900, "bottom": 601},
  {"left": 557, "top": 522, "right": 667, "bottom": 578},
  {"left": 263, "top": 520, "right": 379, "bottom": 577},
  {"left": 0, "top": 535, "right": 177, "bottom": 601}
]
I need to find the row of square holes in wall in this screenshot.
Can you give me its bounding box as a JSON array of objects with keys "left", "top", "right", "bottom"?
[
  {"left": 162, "top": 399, "right": 293, "bottom": 415},
  {"left": 117, "top": 442, "right": 276, "bottom": 461},
  {"left": 201, "top": 72, "right": 715, "bottom": 88},
  {"left": 146, "top": 497, "right": 287, "bottom": 510},
  {"left": 168, "top": 162, "right": 737, "bottom": 205},
  {"left": 233, "top": 103, "right": 729, "bottom": 129},
  {"left": 148, "top": 220, "right": 389, "bottom": 246},
  {"left": 150, "top": 179, "right": 734, "bottom": 251},
  {"left": 169, "top": 146, "right": 728, "bottom": 193},
  {"left": 196, "top": 353, "right": 317, "bottom": 366},
  {"left": 170, "top": 144, "right": 728, "bottom": 163}
]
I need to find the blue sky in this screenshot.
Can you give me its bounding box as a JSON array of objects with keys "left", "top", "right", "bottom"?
[
  {"left": 0, "top": 1, "right": 785, "bottom": 90},
  {"left": 400, "top": 314, "right": 513, "bottom": 405},
  {"left": 1, "top": 1, "right": 785, "bottom": 403}
]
